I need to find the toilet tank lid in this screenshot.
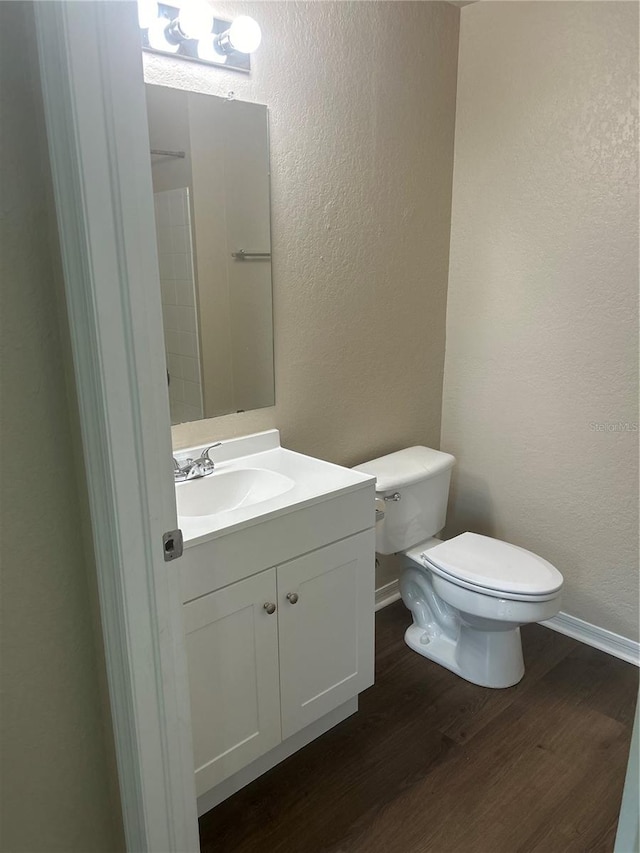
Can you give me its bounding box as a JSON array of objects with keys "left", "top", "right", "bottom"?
[{"left": 353, "top": 446, "right": 455, "bottom": 492}]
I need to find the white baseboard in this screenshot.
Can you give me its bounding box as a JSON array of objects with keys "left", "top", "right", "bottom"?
[
  {"left": 375, "top": 579, "right": 401, "bottom": 611},
  {"left": 542, "top": 611, "right": 640, "bottom": 667},
  {"left": 374, "top": 580, "right": 639, "bottom": 668}
]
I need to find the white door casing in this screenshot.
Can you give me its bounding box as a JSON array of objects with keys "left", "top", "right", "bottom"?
[{"left": 33, "top": 2, "right": 199, "bottom": 850}]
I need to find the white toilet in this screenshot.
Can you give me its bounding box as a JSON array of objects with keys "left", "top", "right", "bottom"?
[{"left": 354, "top": 447, "right": 563, "bottom": 688}]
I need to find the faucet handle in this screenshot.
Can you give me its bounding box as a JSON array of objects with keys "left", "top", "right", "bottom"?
[
  {"left": 201, "top": 442, "right": 222, "bottom": 462},
  {"left": 173, "top": 457, "right": 188, "bottom": 482}
]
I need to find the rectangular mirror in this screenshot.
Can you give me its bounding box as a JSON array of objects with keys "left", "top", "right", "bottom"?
[{"left": 145, "top": 84, "right": 275, "bottom": 425}]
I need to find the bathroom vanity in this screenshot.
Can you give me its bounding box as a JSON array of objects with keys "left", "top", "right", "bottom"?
[{"left": 175, "top": 430, "right": 376, "bottom": 814}]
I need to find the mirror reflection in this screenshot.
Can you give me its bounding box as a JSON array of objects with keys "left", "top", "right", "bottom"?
[{"left": 145, "top": 84, "right": 275, "bottom": 424}]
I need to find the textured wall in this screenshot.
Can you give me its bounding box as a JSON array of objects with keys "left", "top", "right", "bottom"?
[
  {"left": 0, "top": 4, "right": 123, "bottom": 850},
  {"left": 442, "top": 2, "right": 639, "bottom": 640},
  {"left": 146, "top": 1, "right": 460, "bottom": 483}
]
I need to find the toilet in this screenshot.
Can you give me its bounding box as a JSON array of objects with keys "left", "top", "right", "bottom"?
[{"left": 354, "top": 447, "right": 563, "bottom": 688}]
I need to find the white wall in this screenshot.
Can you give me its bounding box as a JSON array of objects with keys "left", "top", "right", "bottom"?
[
  {"left": 146, "top": 83, "right": 193, "bottom": 193},
  {"left": 154, "top": 187, "right": 204, "bottom": 424},
  {"left": 442, "top": 1, "right": 639, "bottom": 640}
]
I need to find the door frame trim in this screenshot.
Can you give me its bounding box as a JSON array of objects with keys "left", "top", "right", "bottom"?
[{"left": 33, "top": 2, "right": 199, "bottom": 850}]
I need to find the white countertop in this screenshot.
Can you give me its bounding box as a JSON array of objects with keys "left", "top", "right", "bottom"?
[{"left": 175, "top": 430, "right": 375, "bottom": 546}]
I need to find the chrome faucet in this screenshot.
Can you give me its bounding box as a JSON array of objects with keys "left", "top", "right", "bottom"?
[{"left": 173, "top": 443, "right": 222, "bottom": 482}]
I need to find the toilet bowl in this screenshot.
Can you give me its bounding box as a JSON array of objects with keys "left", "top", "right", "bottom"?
[{"left": 354, "top": 448, "right": 563, "bottom": 689}]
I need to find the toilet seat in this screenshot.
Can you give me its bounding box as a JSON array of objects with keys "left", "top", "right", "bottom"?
[{"left": 417, "top": 532, "right": 563, "bottom": 601}]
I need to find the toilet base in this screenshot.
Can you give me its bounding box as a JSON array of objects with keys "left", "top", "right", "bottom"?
[{"left": 404, "top": 622, "right": 525, "bottom": 689}]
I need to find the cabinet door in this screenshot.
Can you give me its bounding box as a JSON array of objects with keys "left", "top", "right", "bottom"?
[
  {"left": 277, "top": 530, "right": 375, "bottom": 739},
  {"left": 183, "top": 569, "right": 281, "bottom": 795}
]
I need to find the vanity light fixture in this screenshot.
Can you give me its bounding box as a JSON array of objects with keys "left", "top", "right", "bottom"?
[{"left": 139, "top": 0, "right": 262, "bottom": 73}]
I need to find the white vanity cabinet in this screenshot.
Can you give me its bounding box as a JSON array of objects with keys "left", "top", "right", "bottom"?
[
  {"left": 176, "top": 429, "right": 376, "bottom": 812},
  {"left": 277, "top": 532, "right": 373, "bottom": 739},
  {"left": 183, "top": 529, "right": 374, "bottom": 798},
  {"left": 183, "top": 569, "right": 282, "bottom": 796}
]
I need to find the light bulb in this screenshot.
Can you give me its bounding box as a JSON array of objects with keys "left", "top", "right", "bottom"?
[
  {"left": 137, "top": 0, "right": 158, "bottom": 29},
  {"left": 178, "top": 0, "right": 214, "bottom": 40},
  {"left": 227, "top": 15, "right": 261, "bottom": 53},
  {"left": 147, "top": 16, "right": 179, "bottom": 52},
  {"left": 197, "top": 38, "right": 228, "bottom": 63}
]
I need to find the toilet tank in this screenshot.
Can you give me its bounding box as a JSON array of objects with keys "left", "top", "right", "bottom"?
[{"left": 354, "top": 447, "right": 455, "bottom": 554}]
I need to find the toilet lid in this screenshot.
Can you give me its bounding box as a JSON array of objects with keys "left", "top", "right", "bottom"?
[{"left": 421, "top": 532, "right": 563, "bottom": 597}]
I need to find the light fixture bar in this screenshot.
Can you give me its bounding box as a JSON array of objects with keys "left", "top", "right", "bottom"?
[{"left": 139, "top": 2, "right": 260, "bottom": 73}]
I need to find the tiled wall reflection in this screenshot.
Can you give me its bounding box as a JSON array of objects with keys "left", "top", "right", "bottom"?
[{"left": 154, "top": 187, "right": 204, "bottom": 424}]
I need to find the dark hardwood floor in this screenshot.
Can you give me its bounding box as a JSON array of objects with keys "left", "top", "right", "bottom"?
[{"left": 199, "top": 601, "right": 638, "bottom": 853}]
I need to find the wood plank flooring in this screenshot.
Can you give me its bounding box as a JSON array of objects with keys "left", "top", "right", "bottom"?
[{"left": 199, "top": 602, "right": 638, "bottom": 853}]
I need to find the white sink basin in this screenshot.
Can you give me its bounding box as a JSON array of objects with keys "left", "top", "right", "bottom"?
[
  {"left": 176, "top": 467, "right": 295, "bottom": 518},
  {"left": 173, "top": 430, "right": 375, "bottom": 545}
]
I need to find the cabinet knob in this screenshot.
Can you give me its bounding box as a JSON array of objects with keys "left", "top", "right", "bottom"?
[
  {"left": 286, "top": 592, "right": 299, "bottom": 605},
  {"left": 263, "top": 602, "right": 276, "bottom": 615}
]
